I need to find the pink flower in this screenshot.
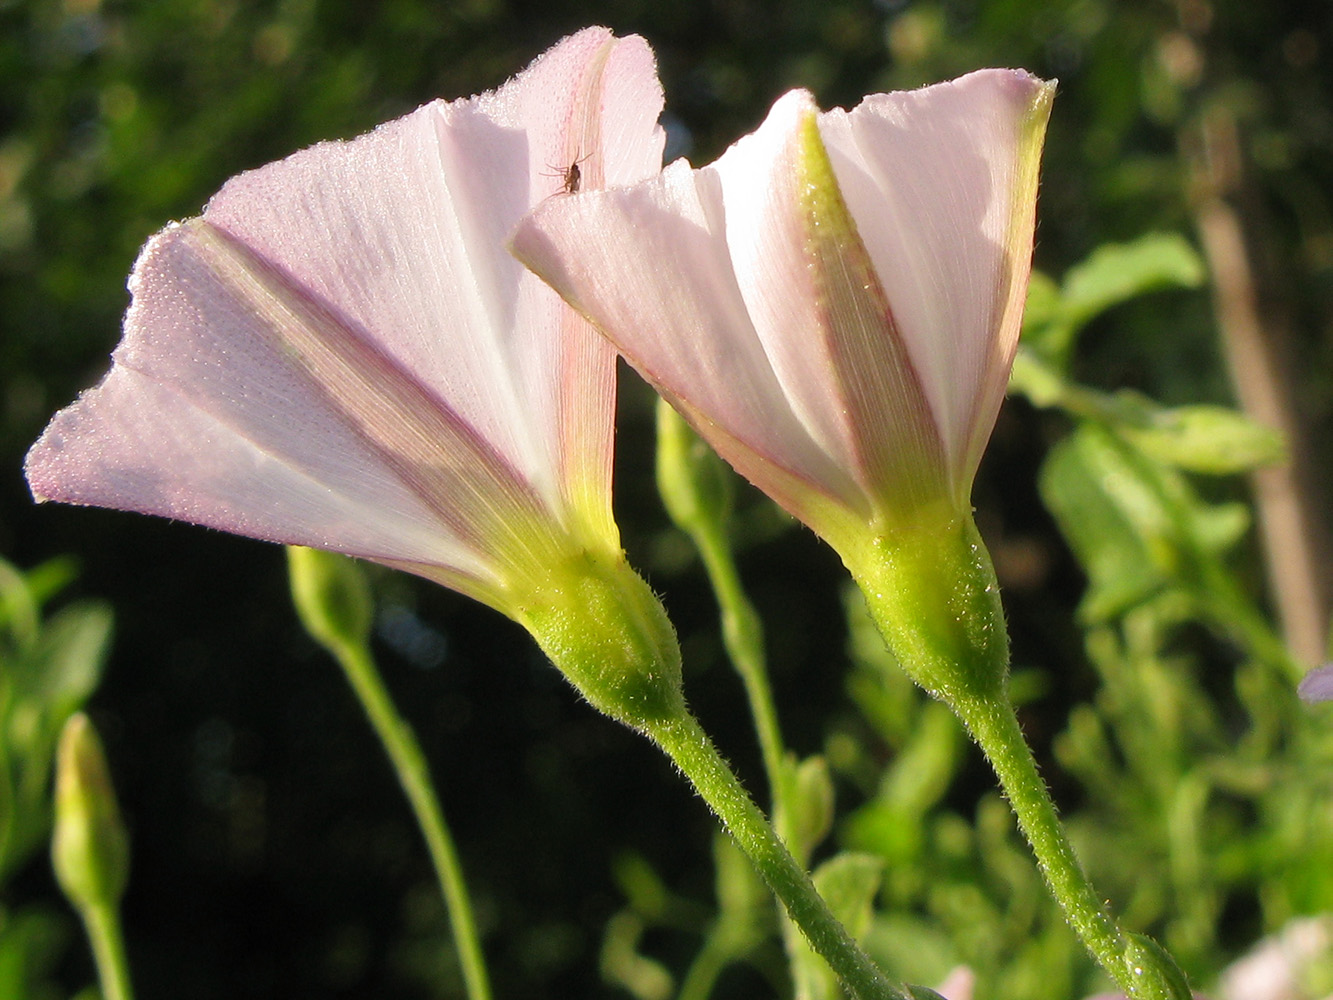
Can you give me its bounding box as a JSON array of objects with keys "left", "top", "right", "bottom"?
[
  {"left": 513, "top": 71, "right": 1054, "bottom": 560},
  {"left": 1298, "top": 664, "right": 1333, "bottom": 704},
  {"left": 25, "top": 28, "right": 665, "bottom": 619}
]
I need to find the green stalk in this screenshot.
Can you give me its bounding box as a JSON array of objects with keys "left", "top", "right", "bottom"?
[
  {"left": 952, "top": 693, "right": 1126, "bottom": 972},
  {"left": 849, "top": 512, "right": 1190, "bottom": 1000},
  {"left": 644, "top": 711, "right": 907, "bottom": 1000},
  {"left": 81, "top": 901, "right": 134, "bottom": 1000},
  {"left": 683, "top": 517, "right": 786, "bottom": 808},
  {"left": 953, "top": 691, "right": 1190, "bottom": 1000},
  {"left": 331, "top": 640, "right": 493, "bottom": 1000},
  {"left": 655, "top": 399, "right": 786, "bottom": 805},
  {"left": 287, "top": 547, "right": 491, "bottom": 1000}
]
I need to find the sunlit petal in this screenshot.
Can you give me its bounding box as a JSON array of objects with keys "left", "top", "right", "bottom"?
[
  {"left": 516, "top": 70, "right": 1053, "bottom": 546},
  {"left": 26, "top": 27, "right": 666, "bottom": 613}
]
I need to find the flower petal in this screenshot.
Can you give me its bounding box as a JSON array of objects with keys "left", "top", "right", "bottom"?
[
  {"left": 515, "top": 71, "right": 1053, "bottom": 540},
  {"left": 26, "top": 28, "right": 666, "bottom": 609},
  {"left": 27, "top": 219, "right": 554, "bottom": 605},
  {"left": 513, "top": 149, "right": 870, "bottom": 535},
  {"left": 204, "top": 26, "right": 664, "bottom": 532},
  {"left": 819, "top": 69, "right": 1053, "bottom": 489},
  {"left": 1298, "top": 663, "right": 1333, "bottom": 703}
]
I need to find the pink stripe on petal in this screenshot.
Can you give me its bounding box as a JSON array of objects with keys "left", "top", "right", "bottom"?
[
  {"left": 514, "top": 159, "right": 866, "bottom": 521},
  {"left": 820, "top": 69, "right": 1052, "bottom": 490}
]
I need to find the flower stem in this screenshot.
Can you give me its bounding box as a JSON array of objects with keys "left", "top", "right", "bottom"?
[
  {"left": 333, "top": 641, "right": 493, "bottom": 1000},
  {"left": 848, "top": 514, "right": 1189, "bottom": 1000},
  {"left": 947, "top": 692, "right": 1190, "bottom": 1000},
  {"left": 80, "top": 900, "right": 134, "bottom": 1000},
  {"left": 685, "top": 517, "right": 786, "bottom": 807},
  {"left": 654, "top": 398, "right": 786, "bottom": 807},
  {"left": 953, "top": 694, "right": 1126, "bottom": 969},
  {"left": 644, "top": 710, "right": 907, "bottom": 1000}
]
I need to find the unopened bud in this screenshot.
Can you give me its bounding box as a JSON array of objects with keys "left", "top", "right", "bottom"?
[
  {"left": 655, "top": 397, "right": 733, "bottom": 536},
  {"left": 52, "top": 713, "right": 129, "bottom": 912},
  {"left": 287, "top": 546, "right": 374, "bottom": 653}
]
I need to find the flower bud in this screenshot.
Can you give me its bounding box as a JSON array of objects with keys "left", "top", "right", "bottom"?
[
  {"left": 655, "top": 397, "right": 734, "bottom": 537},
  {"left": 52, "top": 713, "right": 129, "bottom": 913},
  {"left": 287, "top": 546, "right": 375, "bottom": 654}
]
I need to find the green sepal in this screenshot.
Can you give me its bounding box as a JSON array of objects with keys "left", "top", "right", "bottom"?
[
  {"left": 516, "top": 549, "right": 684, "bottom": 731},
  {"left": 845, "top": 509, "right": 1009, "bottom": 706}
]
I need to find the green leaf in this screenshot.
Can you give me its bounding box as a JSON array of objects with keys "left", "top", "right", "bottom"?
[
  {"left": 1061, "top": 232, "right": 1205, "bottom": 333},
  {"left": 876, "top": 703, "right": 961, "bottom": 819},
  {"left": 0, "top": 904, "right": 70, "bottom": 1000},
  {"left": 812, "top": 852, "right": 884, "bottom": 940},
  {"left": 1041, "top": 424, "right": 1254, "bottom": 625},
  {"left": 783, "top": 755, "right": 835, "bottom": 865},
  {"left": 1007, "top": 347, "right": 1068, "bottom": 408},
  {"left": 611, "top": 853, "right": 672, "bottom": 922},
  {"left": 20, "top": 601, "right": 113, "bottom": 713},
  {"left": 0, "top": 556, "right": 79, "bottom": 641},
  {"left": 1122, "top": 403, "right": 1285, "bottom": 474},
  {"left": 1040, "top": 429, "right": 1170, "bottom": 621},
  {"left": 712, "top": 833, "right": 765, "bottom": 924},
  {"left": 599, "top": 911, "right": 673, "bottom": 1000},
  {"left": 1020, "top": 269, "right": 1061, "bottom": 334},
  {"left": 864, "top": 914, "right": 960, "bottom": 993},
  {"left": 1022, "top": 233, "right": 1205, "bottom": 366}
]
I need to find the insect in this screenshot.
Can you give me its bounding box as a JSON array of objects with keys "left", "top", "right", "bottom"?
[{"left": 544, "top": 152, "right": 591, "bottom": 194}]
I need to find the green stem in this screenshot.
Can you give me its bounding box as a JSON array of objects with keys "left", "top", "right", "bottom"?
[
  {"left": 687, "top": 518, "right": 787, "bottom": 809},
  {"left": 848, "top": 512, "right": 1189, "bottom": 1000},
  {"left": 333, "top": 641, "right": 493, "bottom": 1000},
  {"left": 952, "top": 692, "right": 1190, "bottom": 1000},
  {"left": 81, "top": 901, "right": 134, "bottom": 1000},
  {"left": 645, "top": 711, "right": 906, "bottom": 1000},
  {"left": 951, "top": 693, "right": 1130, "bottom": 982}
]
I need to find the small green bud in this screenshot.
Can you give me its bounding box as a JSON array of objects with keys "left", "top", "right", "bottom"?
[
  {"left": 52, "top": 713, "right": 129, "bottom": 912},
  {"left": 287, "top": 546, "right": 375, "bottom": 653},
  {"left": 516, "top": 549, "right": 684, "bottom": 731},
  {"left": 845, "top": 507, "right": 1009, "bottom": 706},
  {"left": 655, "top": 397, "right": 734, "bottom": 536}
]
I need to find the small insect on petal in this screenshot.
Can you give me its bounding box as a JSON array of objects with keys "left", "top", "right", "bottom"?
[{"left": 545, "top": 153, "right": 590, "bottom": 194}]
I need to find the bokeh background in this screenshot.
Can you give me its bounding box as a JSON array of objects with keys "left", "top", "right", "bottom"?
[{"left": 3, "top": 1, "right": 1332, "bottom": 998}]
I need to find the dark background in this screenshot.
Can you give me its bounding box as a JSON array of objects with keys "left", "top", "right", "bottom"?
[{"left": 4, "top": 1, "right": 1332, "bottom": 997}]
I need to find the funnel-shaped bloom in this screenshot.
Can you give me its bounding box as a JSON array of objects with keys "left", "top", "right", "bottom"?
[
  {"left": 26, "top": 29, "right": 683, "bottom": 726},
  {"left": 27, "top": 29, "right": 658, "bottom": 607},
  {"left": 515, "top": 71, "right": 1053, "bottom": 702},
  {"left": 514, "top": 71, "right": 1053, "bottom": 558}
]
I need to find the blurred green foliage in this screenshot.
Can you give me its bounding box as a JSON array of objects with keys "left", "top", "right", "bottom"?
[
  {"left": 1, "top": 557, "right": 112, "bottom": 1000},
  {"left": 4, "top": 1, "right": 1333, "bottom": 998}
]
